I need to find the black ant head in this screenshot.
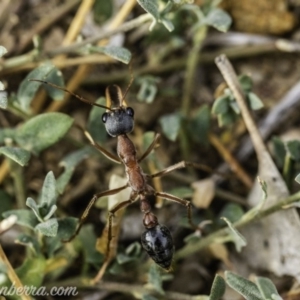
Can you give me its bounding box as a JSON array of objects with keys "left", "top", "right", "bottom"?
[
  {"left": 102, "top": 85, "right": 134, "bottom": 137},
  {"left": 141, "top": 224, "right": 174, "bottom": 269}
]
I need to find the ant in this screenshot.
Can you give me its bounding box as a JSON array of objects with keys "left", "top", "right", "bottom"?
[{"left": 30, "top": 77, "right": 207, "bottom": 283}]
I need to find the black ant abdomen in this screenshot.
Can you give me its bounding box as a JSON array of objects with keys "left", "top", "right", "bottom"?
[{"left": 141, "top": 224, "right": 174, "bottom": 269}]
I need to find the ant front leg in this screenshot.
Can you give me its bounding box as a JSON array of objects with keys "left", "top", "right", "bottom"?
[
  {"left": 63, "top": 184, "right": 128, "bottom": 243},
  {"left": 138, "top": 133, "right": 160, "bottom": 163},
  {"left": 75, "top": 124, "right": 121, "bottom": 164},
  {"left": 93, "top": 192, "right": 138, "bottom": 283}
]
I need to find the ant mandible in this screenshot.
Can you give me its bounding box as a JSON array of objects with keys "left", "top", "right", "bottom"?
[{"left": 30, "top": 77, "right": 205, "bottom": 283}]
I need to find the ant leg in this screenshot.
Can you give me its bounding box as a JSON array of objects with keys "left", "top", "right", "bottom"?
[
  {"left": 138, "top": 133, "right": 160, "bottom": 163},
  {"left": 63, "top": 184, "right": 128, "bottom": 242},
  {"left": 93, "top": 194, "right": 138, "bottom": 283},
  {"left": 150, "top": 161, "right": 214, "bottom": 178},
  {"left": 76, "top": 124, "right": 121, "bottom": 164},
  {"left": 155, "top": 191, "right": 200, "bottom": 232}
]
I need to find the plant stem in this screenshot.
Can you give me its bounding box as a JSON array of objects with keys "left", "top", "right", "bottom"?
[
  {"left": 0, "top": 244, "right": 31, "bottom": 300},
  {"left": 175, "top": 190, "right": 300, "bottom": 260},
  {"left": 182, "top": 26, "right": 207, "bottom": 117},
  {"left": 46, "top": 277, "right": 208, "bottom": 300},
  {"left": 8, "top": 159, "right": 26, "bottom": 209},
  {"left": 44, "top": 13, "right": 152, "bottom": 57}
]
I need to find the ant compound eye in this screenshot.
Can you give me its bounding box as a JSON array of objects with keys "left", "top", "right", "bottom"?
[
  {"left": 102, "top": 112, "right": 108, "bottom": 123},
  {"left": 126, "top": 107, "right": 134, "bottom": 117}
]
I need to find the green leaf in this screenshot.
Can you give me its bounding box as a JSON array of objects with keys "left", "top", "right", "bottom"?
[
  {"left": 229, "top": 100, "right": 240, "bottom": 114},
  {"left": 167, "top": 187, "right": 193, "bottom": 199},
  {"left": 2, "top": 209, "right": 38, "bottom": 229},
  {"left": 248, "top": 92, "right": 264, "bottom": 110},
  {"left": 209, "top": 274, "right": 226, "bottom": 300},
  {"left": 89, "top": 46, "right": 132, "bottom": 64},
  {"left": 42, "top": 68, "right": 65, "bottom": 101},
  {"left": 26, "top": 197, "right": 43, "bottom": 222},
  {"left": 45, "top": 217, "right": 78, "bottom": 257},
  {"left": 147, "top": 265, "right": 164, "bottom": 295},
  {"left": 272, "top": 136, "right": 286, "bottom": 168},
  {"left": 57, "top": 146, "right": 93, "bottom": 194},
  {"left": 40, "top": 171, "right": 57, "bottom": 207},
  {"left": 239, "top": 75, "right": 253, "bottom": 91},
  {"left": 56, "top": 217, "right": 78, "bottom": 240},
  {"left": 221, "top": 217, "right": 247, "bottom": 252},
  {"left": 93, "top": 0, "right": 113, "bottom": 24},
  {"left": 79, "top": 224, "right": 102, "bottom": 264},
  {"left": 137, "top": 79, "right": 158, "bottom": 104},
  {"left": 15, "top": 112, "right": 73, "bottom": 155},
  {"left": 287, "top": 140, "right": 300, "bottom": 161},
  {"left": 0, "top": 147, "right": 31, "bottom": 166},
  {"left": 15, "top": 234, "right": 41, "bottom": 255},
  {"left": 137, "top": 0, "right": 174, "bottom": 32},
  {"left": 0, "top": 85, "right": 7, "bottom": 109},
  {"left": 204, "top": 8, "right": 232, "bottom": 32},
  {"left": 142, "top": 295, "right": 159, "bottom": 300},
  {"left": 189, "top": 104, "right": 210, "bottom": 144},
  {"left": 17, "top": 62, "right": 55, "bottom": 111},
  {"left": 43, "top": 204, "right": 57, "bottom": 221},
  {"left": 0, "top": 128, "right": 15, "bottom": 144},
  {"left": 137, "top": 0, "right": 160, "bottom": 20},
  {"left": 117, "top": 242, "right": 141, "bottom": 264},
  {"left": 16, "top": 257, "right": 46, "bottom": 287},
  {"left": 225, "top": 271, "right": 261, "bottom": 300},
  {"left": 0, "top": 46, "right": 7, "bottom": 57},
  {"left": 212, "top": 95, "right": 229, "bottom": 115},
  {"left": 87, "top": 98, "right": 108, "bottom": 143},
  {"left": 159, "top": 112, "right": 182, "bottom": 141},
  {"left": 295, "top": 173, "right": 300, "bottom": 184},
  {"left": 0, "top": 190, "right": 13, "bottom": 219},
  {"left": 255, "top": 277, "right": 282, "bottom": 300},
  {"left": 35, "top": 218, "right": 58, "bottom": 237},
  {"left": 218, "top": 203, "right": 244, "bottom": 224},
  {"left": 217, "top": 111, "right": 236, "bottom": 127}
]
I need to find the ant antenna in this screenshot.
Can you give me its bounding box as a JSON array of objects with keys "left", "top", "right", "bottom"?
[
  {"left": 121, "top": 59, "right": 134, "bottom": 105},
  {"left": 29, "top": 79, "right": 113, "bottom": 111}
]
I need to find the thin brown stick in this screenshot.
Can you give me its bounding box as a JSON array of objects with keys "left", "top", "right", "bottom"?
[
  {"left": 0, "top": 245, "right": 31, "bottom": 300},
  {"left": 208, "top": 133, "right": 252, "bottom": 188}
]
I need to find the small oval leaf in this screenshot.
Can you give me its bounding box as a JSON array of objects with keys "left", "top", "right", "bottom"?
[
  {"left": 15, "top": 112, "right": 73, "bottom": 155},
  {"left": 221, "top": 217, "right": 247, "bottom": 252},
  {"left": 248, "top": 92, "right": 264, "bottom": 110},
  {"left": 42, "top": 69, "right": 65, "bottom": 101},
  {"left": 225, "top": 271, "right": 261, "bottom": 300},
  {"left": 2, "top": 209, "right": 38, "bottom": 229},
  {"left": 17, "top": 62, "right": 56, "bottom": 111},
  {"left": 90, "top": 46, "right": 132, "bottom": 64},
  {"left": 35, "top": 218, "right": 58, "bottom": 237},
  {"left": 212, "top": 95, "right": 229, "bottom": 115},
  {"left": 255, "top": 277, "right": 281, "bottom": 300},
  {"left": 159, "top": 112, "right": 182, "bottom": 141},
  {"left": 0, "top": 147, "right": 31, "bottom": 166},
  {"left": 0, "top": 88, "right": 7, "bottom": 109},
  {"left": 137, "top": 0, "right": 160, "bottom": 20},
  {"left": 205, "top": 8, "right": 232, "bottom": 32},
  {"left": 16, "top": 257, "right": 46, "bottom": 287},
  {"left": 209, "top": 274, "right": 226, "bottom": 300},
  {"left": 26, "top": 197, "right": 43, "bottom": 222},
  {"left": 40, "top": 171, "right": 57, "bottom": 207}
]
